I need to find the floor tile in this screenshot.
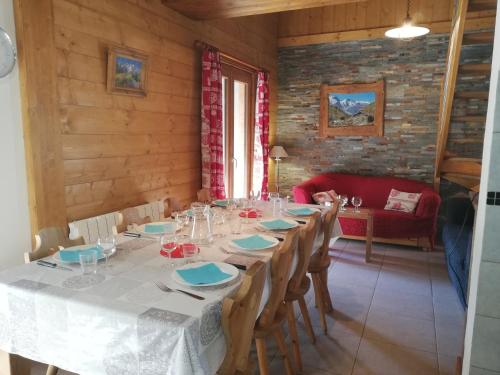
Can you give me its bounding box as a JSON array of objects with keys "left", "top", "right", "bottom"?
[
  {"left": 352, "top": 337, "right": 439, "bottom": 375},
  {"left": 330, "top": 261, "right": 381, "bottom": 289},
  {"left": 435, "top": 317, "right": 465, "bottom": 358},
  {"left": 370, "top": 287, "right": 434, "bottom": 321},
  {"left": 376, "top": 268, "right": 432, "bottom": 297},
  {"left": 438, "top": 353, "right": 459, "bottom": 375},
  {"left": 364, "top": 310, "right": 437, "bottom": 352}
]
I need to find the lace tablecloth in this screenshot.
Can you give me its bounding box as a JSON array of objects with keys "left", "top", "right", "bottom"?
[{"left": 0, "top": 203, "right": 341, "bottom": 375}]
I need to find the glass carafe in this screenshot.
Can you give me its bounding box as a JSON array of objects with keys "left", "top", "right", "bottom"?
[{"left": 190, "top": 205, "right": 213, "bottom": 245}]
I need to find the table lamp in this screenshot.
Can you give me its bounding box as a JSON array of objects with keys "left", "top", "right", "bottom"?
[{"left": 269, "top": 145, "right": 288, "bottom": 193}]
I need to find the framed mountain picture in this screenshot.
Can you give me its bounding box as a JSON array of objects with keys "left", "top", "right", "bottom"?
[
  {"left": 319, "top": 80, "right": 385, "bottom": 137},
  {"left": 107, "top": 46, "right": 149, "bottom": 97}
]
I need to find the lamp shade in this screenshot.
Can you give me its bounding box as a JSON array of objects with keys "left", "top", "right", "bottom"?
[{"left": 269, "top": 146, "right": 288, "bottom": 159}]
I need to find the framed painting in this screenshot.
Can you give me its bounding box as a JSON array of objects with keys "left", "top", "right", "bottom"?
[
  {"left": 107, "top": 46, "right": 149, "bottom": 97},
  {"left": 319, "top": 80, "right": 385, "bottom": 137}
]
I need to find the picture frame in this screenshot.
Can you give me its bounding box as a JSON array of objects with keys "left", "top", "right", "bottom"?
[
  {"left": 107, "top": 46, "right": 149, "bottom": 97},
  {"left": 319, "top": 80, "right": 385, "bottom": 137}
]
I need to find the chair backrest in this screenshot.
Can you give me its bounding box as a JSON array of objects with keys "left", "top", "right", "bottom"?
[
  {"left": 115, "top": 207, "right": 152, "bottom": 233},
  {"left": 163, "top": 197, "right": 186, "bottom": 219},
  {"left": 25, "top": 226, "right": 85, "bottom": 263},
  {"left": 287, "top": 212, "right": 321, "bottom": 293},
  {"left": 218, "top": 261, "right": 267, "bottom": 375},
  {"left": 134, "top": 200, "right": 164, "bottom": 222},
  {"left": 317, "top": 201, "right": 340, "bottom": 262},
  {"left": 197, "top": 188, "right": 212, "bottom": 203},
  {"left": 69, "top": 211, "right": 122, "bottom": 244},
  {"left": 257, "top": 228, "right": 299, "bottom": 329}
]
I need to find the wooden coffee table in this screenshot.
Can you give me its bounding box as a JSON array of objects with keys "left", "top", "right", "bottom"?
[{"left": 337, "top": 207, "right": 374, "bottom": 262}]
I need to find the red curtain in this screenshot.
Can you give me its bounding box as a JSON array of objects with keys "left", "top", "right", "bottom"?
[
  {"left": 201, "top": 47, "right": 225, "bottom": 199},
  {"left": 254, "top": 71, "right": 270, "bottom": 200}
]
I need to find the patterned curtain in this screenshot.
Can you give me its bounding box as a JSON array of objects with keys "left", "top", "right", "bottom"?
[
  {"left": 253, "top": 71, "right": 270, "bottom": 200},
  {"left": 201, "top": 47, "right": 225, "bottom": 199}
]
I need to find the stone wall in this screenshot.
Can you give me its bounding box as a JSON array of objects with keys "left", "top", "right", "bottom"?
[{"left": 276, "top": 34, "right": 491, "bottom": 197}]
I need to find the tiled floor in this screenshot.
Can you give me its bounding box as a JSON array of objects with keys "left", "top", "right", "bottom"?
[
  {"left": 32, "top": 239, "right": 466, "bottom": 375},
  {"left": 259, "top": 239, "right": 466, "bottom": 375}
]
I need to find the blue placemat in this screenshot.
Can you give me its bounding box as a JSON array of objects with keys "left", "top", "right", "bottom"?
[
  {"left": 59, "top": 246, "right": 103, "bottom": 263},
  {"left": 144, "top": 223, "right": 175, "bottom": 234},
  {"left": 260, "top": 219, "right": 296, "bottom": 230},
  {"left": 232, "top": 234, "right": 275, "bottom": 250},
  {"left": 287, "top": 207, "right": 315, "bottom": 216},
  {"left": 176, "top": 263, "right": 232, "bottom": 285}
]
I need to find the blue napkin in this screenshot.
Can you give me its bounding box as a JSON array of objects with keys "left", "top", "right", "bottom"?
[
  {"left": 260, "top": 219, "right": 296, "bottom": 230},
  {"left": 144, "top": 223, "right": 175, "bottom": 234},
  {"left": 214, "top": 200, "right": 229, "bottom": 207},
  {"left": 59, "top": 246, "right": 102, "bottom": 263},
  {"left": 287, "top": 207, "right": 315, "bottom": 216},
  {"left": 232, "top": 234, "right": 275, "bottom": 250},
  {"left": 176, "top": 263, "right": 232, "bottom": 285}
]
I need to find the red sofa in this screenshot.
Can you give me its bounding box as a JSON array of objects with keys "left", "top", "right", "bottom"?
[{"left": 292, "top": 173, "right": 441, "bottom": 248}]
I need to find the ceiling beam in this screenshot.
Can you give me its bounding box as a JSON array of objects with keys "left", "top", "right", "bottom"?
[{"left": 162, "top": 0, "right": 365, "bottom": 20}]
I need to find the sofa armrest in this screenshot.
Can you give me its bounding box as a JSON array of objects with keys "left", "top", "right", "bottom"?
[
  {"left": 415, "top": 188, "right": 441, "bottom": 218},
  {"left": 292, "top": 182, "right": 317, "bottom": 204}
]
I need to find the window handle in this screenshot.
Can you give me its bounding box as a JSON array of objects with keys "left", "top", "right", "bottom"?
[{"left": 232, "top": 157, "right": 238, "bottom": 169}]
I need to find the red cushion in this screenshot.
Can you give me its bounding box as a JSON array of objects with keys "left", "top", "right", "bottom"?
[{"left": 293, "top": 173, "right": 441, "bottom": 245}]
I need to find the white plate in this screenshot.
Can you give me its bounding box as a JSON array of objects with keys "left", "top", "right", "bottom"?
[
  {"left": 52, "top": 245, "right": 114, "bottom": 264},
  {"left": 136, "top": 221, "right": 177, "bottom": 235},
  {"left": 258, "top": 218, "right": 298, "bottom": 231},
  {"left": 172, "top": 261, "right": 239, "bottom": 287},
  {"left": 284, "top": 207, "right": 321, "bottom": 217},
  {"left": 229, "top": 234, "right": 280, "bottom": 251}
]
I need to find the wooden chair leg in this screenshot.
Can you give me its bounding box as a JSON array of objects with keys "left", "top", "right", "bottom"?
[
  {"left": 273, "top": 327, "right": 295, "bottom": 375},
  {"left": 286, "top": 301, "right": 302, "bottom": 373},
  {"left": 46, "top": 365, "right": 59, "bottom": 375},
  {"left": 311, "top": 272, "right": 328, "bottom": 334},
  {"left": 320, "top": 269, "right": 333, "bottom": 312},
  {"left": 255, "top": 337, "right": 269, "bottom": 375},
  {"left": 298, "top": 296, "right": 316, "bottom": 344}
]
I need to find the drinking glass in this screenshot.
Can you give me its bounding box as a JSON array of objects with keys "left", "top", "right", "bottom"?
[
  {"left": 229, "top": 215, "right": 242, "bottom": 234},
  {"left": 352, "top": 196, "right": 363, "bottom": 213},
  {"left": 79, "top": 250, "right": 98, "bottom": 275},
  {"left": 268, "top": 192, "right": 279, "bottom": 201},
  {"left": 227, "top": 198, "right": 237, "bottom": 212},
  {"left": 160, "top": 233, "right": 178, "bottom": 267},
  {"left": 212, "top": 210, "right": 226, "bottom": 238},
  {"left": 97, "top": 235, "right": 116, "bottom": 268},
  {"left": 175, "top": 212, "right": 188, "bottom": 230},
  {"left": 338, "top": 195, "right": 349, "bottom": 211},
  {"left": 181, "top": 242, "right": 198, "bottom": 264}
]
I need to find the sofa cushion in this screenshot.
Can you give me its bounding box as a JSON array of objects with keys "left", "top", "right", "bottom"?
[{"left": 384, "top": 189, "right": 422, "bottom": 213}]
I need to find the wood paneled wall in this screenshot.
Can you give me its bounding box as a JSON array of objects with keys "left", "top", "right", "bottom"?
[
  {"left": 16, "top": 0, "right": 277, "bottom": 225},
  {"left": 278, "top": 0, "right": 495, "bottom": 45}
]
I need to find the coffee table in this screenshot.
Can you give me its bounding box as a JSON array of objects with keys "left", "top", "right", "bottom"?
[{"left": 337, "top": 207, "right": 374, "bottom": 262}]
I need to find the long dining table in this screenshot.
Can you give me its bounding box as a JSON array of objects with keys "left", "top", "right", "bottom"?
[{"left": 0, "top": 202, "right": 341, "bottom": 375}]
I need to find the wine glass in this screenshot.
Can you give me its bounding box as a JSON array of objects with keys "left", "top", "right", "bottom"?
[
  {"left": 160, "top": 233, "right": 178, "bottom": 268},
  {"left": 249, "top": 189, "right": 261, "bottom": 208},
  {"left": 174, "top": 212, "right": 187, "bottom": 230},
  {"left": 227, "top": 198, "right": 237, "bottom": 212},
  {"left": 97, "top": 234, "right": 116, "bottom": 268},
  {"left": 212, "top": 210, "right": 226, "bottom": 238},
  {"left": 338, "top": 195, "right": 349, "bottom": 211},
  {"left": 352, "top": 196, "right": 363, "bottom": 213}
]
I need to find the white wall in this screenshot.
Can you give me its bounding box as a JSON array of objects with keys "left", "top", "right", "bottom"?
[
  {"left": 0, "top": 0, "right": 31, "bottom": 269},
  {"left": 462, "top": 1, "right": 500, "bottom": 373}
]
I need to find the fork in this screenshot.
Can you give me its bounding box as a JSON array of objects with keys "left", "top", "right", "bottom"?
[
  {"left": 219, "top": 246, "right": 264, "bottom": 258},
  {"left": 154, "top": 281, "right": 205, "bottom": 300}
]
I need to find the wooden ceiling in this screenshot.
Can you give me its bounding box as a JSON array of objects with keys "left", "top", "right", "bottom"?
[{"left": 162, "top": 0, "right": 365, "bottom": 20}]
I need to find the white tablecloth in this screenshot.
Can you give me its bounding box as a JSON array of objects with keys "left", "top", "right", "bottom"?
[{"left": 0, "top": 203, "right": 341, "bottom": 375}]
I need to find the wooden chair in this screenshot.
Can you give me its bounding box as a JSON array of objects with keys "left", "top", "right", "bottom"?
[
  {"left": 114, "top": 207, "right": 152, "bottom": 234},
  {"left": 285, "top": 212, "right": 322, "bottom": 372},
  {"left": 253, "top": 228, "right": 299, "bottom": 375},
  {"left": 197, "top": 188, "right": 213, "bottom": 203},
  {"left": 308, "top": 201, "right": 340, "bottom": 334},
  {"left": 163, "top": 197, "right": 186, "bottom": 219},
  {"left": 218, "top": 261, "right": 267, "bottom": 375},
  {"left": 25, "top": 227, "right": 84, "bottom": 263}
]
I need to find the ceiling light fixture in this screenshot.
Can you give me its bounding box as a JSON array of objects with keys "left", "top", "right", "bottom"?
[{"left": 385, "top": 0, "right": 430, "bottom": 40}]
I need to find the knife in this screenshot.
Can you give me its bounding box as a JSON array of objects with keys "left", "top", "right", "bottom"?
[
  {"left": 124, "top": 232, "right": 157, "bottom": 240},
  {"left": 36, "top": 260, "right": 73, "bottom": 272}
]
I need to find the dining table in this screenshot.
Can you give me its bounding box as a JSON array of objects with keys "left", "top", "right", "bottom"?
[{"left": 0, "top": 202, "right": 342, "bottom": 375}]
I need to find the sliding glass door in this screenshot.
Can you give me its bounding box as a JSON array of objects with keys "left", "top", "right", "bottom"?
[{"left": 221, "top": 63, "right": 255, "bottom": 198}]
